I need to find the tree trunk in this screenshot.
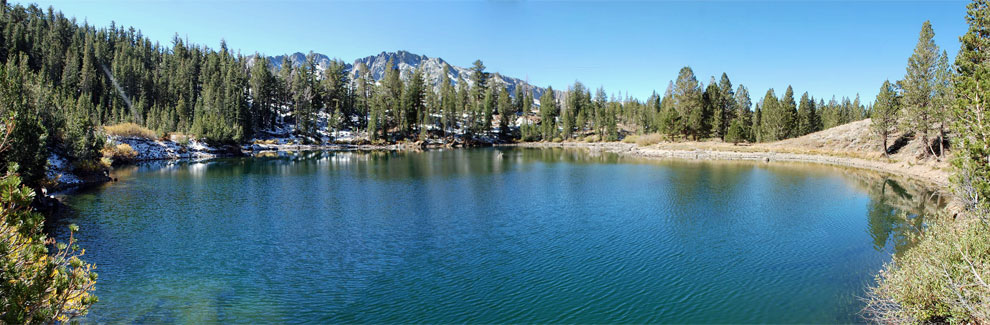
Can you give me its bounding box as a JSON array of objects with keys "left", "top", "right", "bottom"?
[{"left": 883, "top": 135, "right": 888, "bottom": 157}]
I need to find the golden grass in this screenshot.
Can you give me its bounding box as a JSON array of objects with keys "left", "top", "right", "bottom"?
[
  {"left": 104, "top": 123, "right": 156, "bottom": 139},
  {"left": 635, "top": 133, "right": 664, "bottom": 147},
  {"left": 101, "top": 143, "right": 138, "bottom": 162}
]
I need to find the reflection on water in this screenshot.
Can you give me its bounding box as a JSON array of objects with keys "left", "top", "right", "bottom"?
[{"left": 60, "top": 147, "right": 944, "bottom": 323}]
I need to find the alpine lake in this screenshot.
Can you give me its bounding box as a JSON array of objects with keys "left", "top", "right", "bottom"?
[{"left": 55, "top": 147, "right": 945, "bottom": 323}]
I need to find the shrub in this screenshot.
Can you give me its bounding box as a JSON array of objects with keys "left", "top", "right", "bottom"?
[
  {"left": 725, "top": 119, "right": 746, "bottom": 145},
  {"left": 103, "top": 123, "right": 156, "bottom": 139},
  {"left": 584, "top": 135, "right": 600, "bottom": 142},
  {"left": 621, "top": 135, "right": 639, "bottom": 144},
  {"left": 865, "top": 217, "right": 990, "bottom": 323},
  {"left": 101, "top": 143, "right": 138, "bottom": 163},
  {"left": 72, "top": 158, "right": 110, "bottom": 174},
  {"left": 635, "top": 133, "right": 663, "bottom": 146},
  {"left": 170, "top": 133, "right": 192, "bottom": 146},
  {"left": 1, "top": 167, "right": 98, "bottom": 323},
  {"left": 551, "top": 137, "right": 563, "bottom": 143}
]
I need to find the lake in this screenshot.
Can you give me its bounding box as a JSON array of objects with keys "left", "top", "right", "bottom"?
[{"left": 57, "top": 148, "right": 942, "bottom": 323}]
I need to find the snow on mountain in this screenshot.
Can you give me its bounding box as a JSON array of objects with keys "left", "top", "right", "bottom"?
[{"left": 262, "top": 50, "right": 551, "bottom": 103}]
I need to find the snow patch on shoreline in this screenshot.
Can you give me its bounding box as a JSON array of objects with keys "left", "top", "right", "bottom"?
[{"left": 109, "top": 136, "right": 221, "bottom": 161}]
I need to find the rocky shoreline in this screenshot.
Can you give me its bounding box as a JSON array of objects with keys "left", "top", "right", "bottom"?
[
  {"left": 46, "top": 136, "right": 497, "bottom": 191},
  {"left": 504, "top": 141, "right": 952, "bottom": 189}
]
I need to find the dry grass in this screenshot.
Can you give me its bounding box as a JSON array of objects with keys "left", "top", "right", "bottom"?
[
  {"left": 621, "top": 135, "right": 639, "bottom": 144},
  {"left": 104, "top": 123, "right": 156, "bottom": 139},
  {"left": 635, "top": 133, "right": 664, "bottom": 147},
  {"left": 101, "top": 143, "right": 138, "bottom": 163}
]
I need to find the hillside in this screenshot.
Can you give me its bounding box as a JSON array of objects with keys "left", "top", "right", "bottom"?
[{"left": 519, "top": 119, "right": 952, "bottom": 187}]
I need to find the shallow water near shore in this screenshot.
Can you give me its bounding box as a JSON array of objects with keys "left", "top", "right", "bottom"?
[{"left": 57, "top": 148, "right": 944, "bottom": 323}]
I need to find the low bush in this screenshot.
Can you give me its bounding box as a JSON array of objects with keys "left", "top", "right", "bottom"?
[
  {"left": 72, "top": 158, "right": 110, "bottom": 174},
  {"left": 551, "top": 137, "right": 563, "bottom": 143},
  {"left": 103, "top": 123, "right": 156, "bottom": 139},
  {"left": 621, "top": 135, "right": 639, "bottom": 144},
  {"left": 1, "top": 166, "right": 98, "bottom": 323},
  {"left": 170, "top": 133, "right": 192, "bottom": 146},
  {"left": 101, "top": 143, "right": 138, "bottom": 163},
  {"left": 584, "top": 135, "right": 600, "bottom": 142},
  {"left": 865, "top": 217, "right": 990, "bottom": 323},
  {"left": 636, "top": 133, "right": 663, "bottom": 146}
]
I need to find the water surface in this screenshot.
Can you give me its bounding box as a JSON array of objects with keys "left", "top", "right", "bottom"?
[{"left": 59, "top": 148, "right": 942, "bottom": 323}]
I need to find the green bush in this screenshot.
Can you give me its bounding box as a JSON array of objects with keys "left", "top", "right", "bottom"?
[
  {"left": 621, "top": 135, "right": 639, "bottom": 144},
  {"left": 1, "top": 166, "right": 98, "bottom": 323},
  {"left": 865, "top": 217, "right": 990, "bottom": 323},
  {"left": 725, "top": 119, "right": 745, "bottom": 145}
]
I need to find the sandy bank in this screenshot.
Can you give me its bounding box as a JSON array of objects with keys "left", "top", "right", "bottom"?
[{"left": 505, "top": 141, "right": 951, "bottom": 189}]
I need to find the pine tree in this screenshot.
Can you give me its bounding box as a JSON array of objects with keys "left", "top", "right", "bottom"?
[
  {"left": 900, "top": 21, "right": 940, "bottom": 158},
  {"left": 401, "top": 66, "right": 425, "bottom": 138},
  {"left": 439, "top": 64, "right": 455, "bottom": 137},
  {"left": 779, "top": 85, "right": 798, "bottom": 138},
  {"left": 540, "top": 85, "right": 558, "bottom": 140},
  {"left": 380, "top": 58, "right": 402, "bottom": 140},
  {"left": 734, "top": 84, "right": 753, "bottom": 142},
  {"left": 872, "top": 80, "right": 901, "bottom": 155},
  {"left": 933, "top": 50, "right": 955, "bottom": 157},
  {"left": 717, "top": 73, "right": 736, "bottom": 140},
  {"left": 673, "top": 67, "right": 704, "bottom": 140},
  {"left": 703, "top": 78, "right": 721, "bottom": 139},
  {"left": 796, "top": 92, "right": 819, "bottom": 136},
  {"left": 497, "top": 85, "right": 512, "bottom": 140},
  {"left": 952, "top": 0, "right": 990, "bottom": 211}
]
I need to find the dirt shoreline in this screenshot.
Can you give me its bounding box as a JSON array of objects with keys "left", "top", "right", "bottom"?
[{"left": 504, "top": 141, "right": 952, "bottom": 189}]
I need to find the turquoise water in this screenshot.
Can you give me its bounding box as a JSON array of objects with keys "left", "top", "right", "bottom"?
[{"left": 58, "top": 148, "right": 938, "bottom": 323}]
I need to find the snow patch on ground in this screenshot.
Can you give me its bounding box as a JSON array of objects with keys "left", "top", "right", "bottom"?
[
  {"left": 46, "top": 153, "right": 84, "bottom": 188},
  {"left": 109, "top": 136, "right": 221, "bottom": 161}
]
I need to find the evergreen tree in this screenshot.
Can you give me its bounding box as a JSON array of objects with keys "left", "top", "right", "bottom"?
[
  {"left": 540, "top": 85, "right": 558, "bottom": 140},
  {"left": 672, "top": 67, "right": 704, "bottom": 140},
  {"left": 717, "top": 73, "right": 736, "bottom": 140},
  {"left": 872, "top": 80, "right": 901, "bottom": 155},
  {"left": 703, "top": 78, "right": 721, "bottom": 138},
  {"left": 380, "top": 58, "right": 402, "bottom": 140},
  {"left": 900, "top": 21, "right": 940, "bottom": 158},
  {"left": 439, "top": 64, "right": 455, "bottom": 137},
  {"left": 952, "top": 0, "right": 990, "bottom": 211},
  {"left": 779, "top": 85, "right": 798, "bottom": 138},
  {"left": 734, "top": 84, "right": 753, "bottom": 142},
  {"left": 497, "top": 85, "right": 512, "bottom": 140},
  {"left": 401, "top": 66, "right": 426, "bottom": 138},
  {"left": 759, "top": 88, "right": 788, "bottom": 141},
  {"left": 796, "top": 92, "right": 819, "bottom": 136},
  {"left": 0, "top": 56, "right": 49, "bottom": 187},
  {"left": 933, "top": 50, "right": 955, "bottom": 157}
]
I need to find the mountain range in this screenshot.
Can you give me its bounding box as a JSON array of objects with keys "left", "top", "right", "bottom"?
[{"left": 264, "top": 50, "right": 552, "bottom": 101}]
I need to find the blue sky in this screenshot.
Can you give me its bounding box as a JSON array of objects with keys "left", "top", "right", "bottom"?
[{"left": 20, "top": 0, "right": 968, "bottom": 104}]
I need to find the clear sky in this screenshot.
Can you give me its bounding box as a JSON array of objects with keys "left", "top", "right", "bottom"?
[{"left": 18, "top": 0, "right": 969, "bottom": 104}]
